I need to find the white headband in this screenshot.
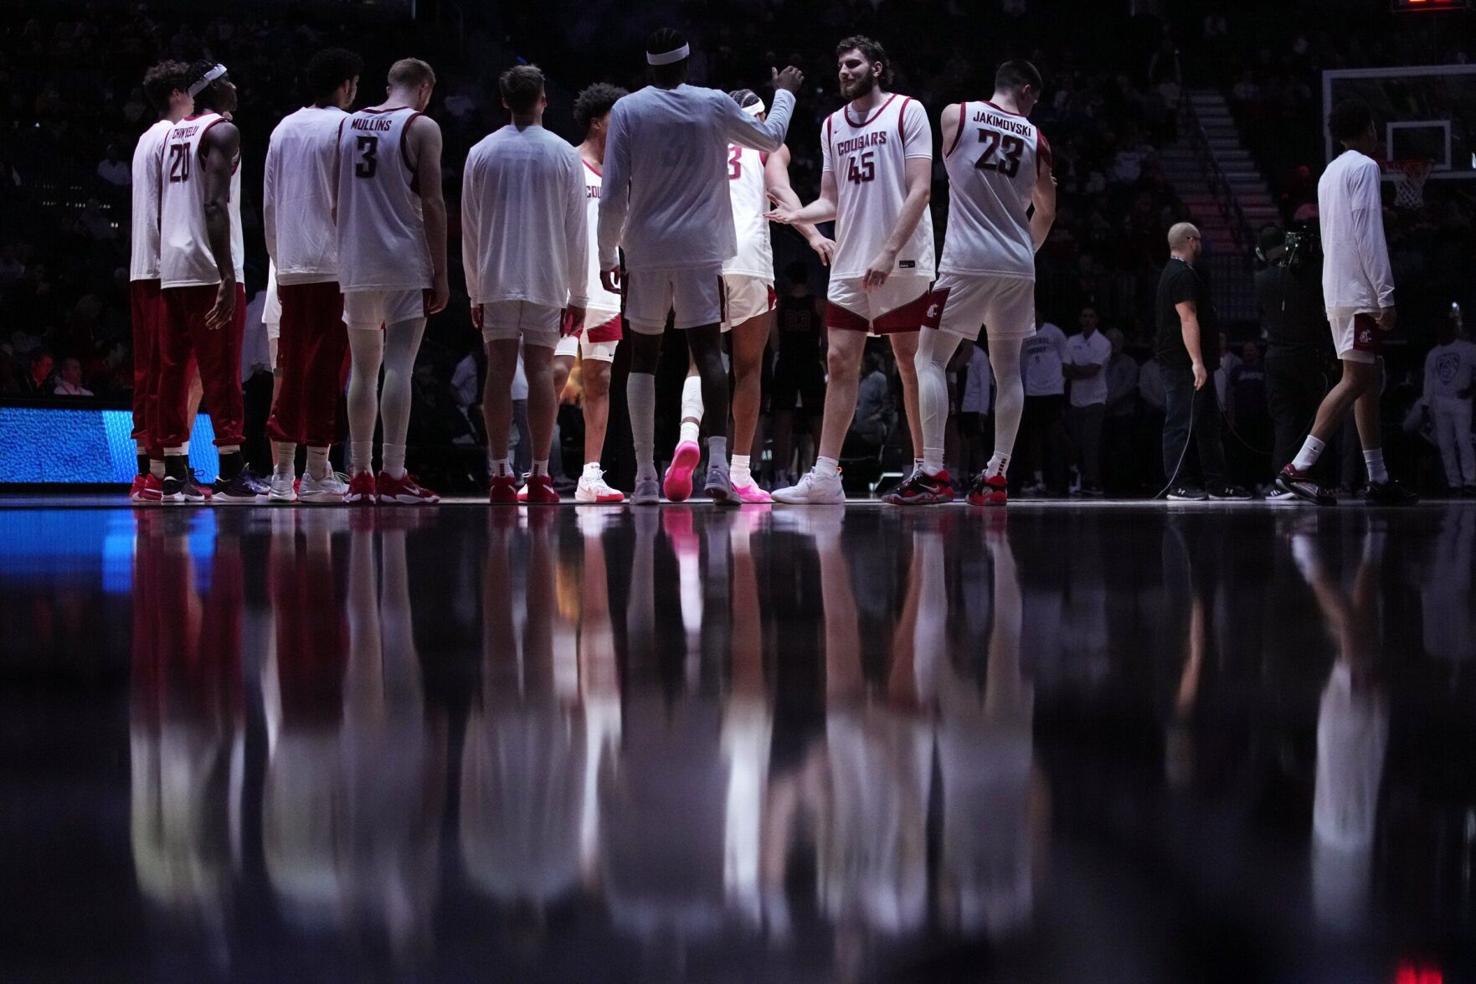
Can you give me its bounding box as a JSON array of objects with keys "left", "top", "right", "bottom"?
[
  {"left": 742, "top": 98, "right": 766, "bottom": 117},
  {"left": 188, "top": 64, "right": 227, "bottom": 97},
  {"left": 646, "top": 44, "right": 690, "bottom": 66}
]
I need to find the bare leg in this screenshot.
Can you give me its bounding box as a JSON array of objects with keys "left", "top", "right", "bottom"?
[
  {"left": 523, "top": 342, "right": 557, "bottom": 464},
  {"left": 482, "top": 339, "right": 519, "bottom": 462},
  {"left": 729, "top": 313, "right": 771, "bottom": 455},
  {"left": 1308, "top": 361, "right": 1376, "bottom": 445},
  {"left": 582, "top": 360, "right": 612, "bottom": 465}
]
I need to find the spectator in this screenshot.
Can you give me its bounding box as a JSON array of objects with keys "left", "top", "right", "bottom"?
[
  {"left": 1104, "top": 328, "right": 1139, "bottom": 494},
  {"left": 19, "top": 350, "right": 54, "bottom": 396},
  {"left": 848, "top": 348, "right": 894, "bottom": 456},
  {"left": 96, "top": 144, "right": 130, "bottom": 189},
  {"left": 1065, "top": 306, "right": 1112, "bottom": 496},
  {"left": 957, "top": 342, "right": 994, "bottom": 482},
  {"left": 1422, "top": 308, "right": 1476, "bottom": 493},
  {"left": 1020, "top": 318, "right": 1069, "bottom": 494},
  {"left": 52, "top": 356, "right": 93, "bottom": 396}
]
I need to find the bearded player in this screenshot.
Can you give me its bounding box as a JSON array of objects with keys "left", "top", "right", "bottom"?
[
  {"left": 769, "top": 36, "right": 934, "bottom": 504},
  {"left": 886, "top": 60, "right": 1056, "bottom": 507}
]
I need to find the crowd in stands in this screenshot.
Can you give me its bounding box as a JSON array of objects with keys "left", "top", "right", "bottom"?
[{"left": 1, "top": 0, "right": 1472, "bottom": 494}]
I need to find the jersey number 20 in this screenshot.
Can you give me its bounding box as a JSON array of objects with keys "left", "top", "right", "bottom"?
[
  {"left": 975, "top": 130, "right": 1024, "bottom": 178},
  {"left": 355, "top": 136, "right": 379, "bottom": 179},
  {"left": 167, "top": 143, "right": 190, "bottom": 184}
]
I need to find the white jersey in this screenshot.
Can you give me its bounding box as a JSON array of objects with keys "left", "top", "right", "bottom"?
[
  {"left": 263, "top": 105, "right": 347, "bottom": 285},
  {"left": 336, "top": 106, "right": 434, "bottom": 292},
  {"left": 598, "top": 85, "right": 795, "bottom": 272},
  {"left": 129, "top": 119, "right": 173, "bottom": 282},
  {"left": 461, "top": 123, "right": 588, "bottom": 310},
  {"left": 939, "top": 100, "right": 1051, "bottom": 279},
  {"left": 158, "top": 113, "right": 244, "bottom": 289},
  {"left": 723, "top": 145, "right": 773, "bottom": 281},
  {"left": 1318, "top": 149, "right": 1395, "bottom": 313},
  {"left": 1425, "top": 339, "right": 1476, "bottom": 402},
  {"left": 822, "top": 94, "right": 935, "bottom": 281},
  {"left": 580, "top": 161, "right": 622, "bottom": 315}
]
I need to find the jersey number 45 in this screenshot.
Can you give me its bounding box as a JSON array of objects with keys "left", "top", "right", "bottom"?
[{"left": 846, "top": 151, "right": 876, "bottom": 184}]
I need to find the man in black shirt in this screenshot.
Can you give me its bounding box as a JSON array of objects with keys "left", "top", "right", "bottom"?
[
  {"left": 1253, "top": 224, "right": 1335, "bottom": 485},
  {"left": 1154, "top": 222, "right": 1249, "bottom": 500}
]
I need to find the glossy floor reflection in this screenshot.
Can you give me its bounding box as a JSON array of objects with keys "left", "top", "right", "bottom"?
[{"left": 3, "top": 502, "right": 1476, "bottom": 982}]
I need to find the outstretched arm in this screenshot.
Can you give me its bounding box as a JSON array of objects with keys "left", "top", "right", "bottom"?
[{"left": 764, "top": 145, "right": 834, "bottom": 266}]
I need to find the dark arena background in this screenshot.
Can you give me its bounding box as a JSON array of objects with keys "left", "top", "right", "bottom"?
[{"left": 3, "top": 0, "right": 1476, "bottom": 981}]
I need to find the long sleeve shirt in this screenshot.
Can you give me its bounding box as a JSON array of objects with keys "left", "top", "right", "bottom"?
[
  {"left": 1317, "top": 149, "right": 1395, "bottom": 312},
  {"left": 1424, "top": 339, "right": 1476, "bottom": 402},
  {"left": 462, "top": 124, "right": 587, "bottom": 309},
  {"left": 598, "top": 85, "right": 795, "bottom": 271}
]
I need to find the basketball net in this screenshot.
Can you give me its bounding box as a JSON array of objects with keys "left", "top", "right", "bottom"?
[{"left": 1383, "top": 159, "right": 1432, "bottom": 209}]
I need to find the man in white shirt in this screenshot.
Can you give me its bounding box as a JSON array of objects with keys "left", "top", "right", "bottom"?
[
  {"left": 598, "top": 28, "right": 804, "bottom": 504},
  {"left": 1064, "top": 306, "right": 1112, "bottom": 495},
  {"left": 1019, "top": 318, "right": 1068, "bottom": 493},
  {"left": 1276, "top": 100, "right": 1416, "bottom": 505},
  {"left": 1423, "top": 307, "right": 1476, "bottom": 492},
  {"left": 464, "top": 65, "right": 588, "bottom": 505},
  {"left": 261, "top": 47, "right": 361, "bottom": 504}
]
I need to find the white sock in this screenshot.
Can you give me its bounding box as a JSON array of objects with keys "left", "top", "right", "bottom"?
[
  {"left": 1292, "top": 435, "right": 1326, "bottom": 472},
  {"left": 382, "top": 443, "right": 406, "bottom": 480},
  {"left": 273, "top": 441, "right": 296, "bottom": 475},
  {"left": 628, "top": 372, "right": 656, "bottom": 473},
  {"left": 986, "top": 452, "right": 1010, "bottom": 479},
  {"left": 350, "top": 442, "right": 373, "bottom": 475},
  {"left": 708, "top": 436, "right": 727, "bottom": 469},
  {"left": 680, "top": 375, "right": 703, "bottom": 444},
  {"left": 306, "top": 446, "right": 330, "bottom": 480},
  {"left": 491, "top": 457, "right": 513, "bottom": 477},
  {"left": 532, "top": 459, "right": 549, "bottom": 477},
  {"left": 583, "top": 461, "right": 603, "bottom": 479},
  {"left": 149, "top": 459, "right": 165, "bottom": 479},
  {"left": 731, "top": 454, "right": 752, "bottom": 484},
  {"left": 218, "top": 444, "right": 240, "bottom": 455},
  {"left": 815, "top": 455, "right": 839, "bottom": 479},
  {"left": 1363, "top": 448, "right": 1388, "bottom": 484},
  {"left": 914, "top": 457, "right": 925, "bottom": 476},
  {"left": 922, "top": 452, "right": 944, "bottom": 476}
]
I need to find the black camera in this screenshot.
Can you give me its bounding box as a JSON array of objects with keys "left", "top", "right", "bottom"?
[{"left": 1256, "top": 225, "right": 1320, "bottom": 274}]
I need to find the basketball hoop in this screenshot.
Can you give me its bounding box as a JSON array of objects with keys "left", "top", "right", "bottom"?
[{"left": 1383, "top": 159, "right": 1432, "bottom": 209}]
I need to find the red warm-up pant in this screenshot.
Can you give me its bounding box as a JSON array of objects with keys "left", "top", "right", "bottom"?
[
  {"left": 155, "top": 282, "right": 246, "bottom": 449},
  {"left": 265, "top": 281, "right": 349, "bottom": 448},
  {"left": 130, "top": 279, "right": 164, "bottom": 457}
]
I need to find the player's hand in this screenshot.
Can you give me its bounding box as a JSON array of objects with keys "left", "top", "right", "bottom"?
[
  {"left": 559, "top": 382, "right": 581, "bottom": 406},
  {"left": 600, "top": 266, "right": 622, "bottom": 294},
  {"left": 772, "top": 66, "right": 805, "bottom": 94},
  {"left": 806, "top": 233, "right": 836, "bottom": 266},
  {"left": 1191, "top": 360, "right": 1208, "bottom": 391},
  {"left": 765, "top": 206, "right": 798, "bottom": 226},
  {"left": 205, "top": 277, "right": 236, "bottom": 331},
  {"left": 563, "top": 305, "right": 586, "bottom": 337},
  {"left": 425, "top": 275, "right": 450, "bottom": 316},
  {"left": 471, "top": 303, "right": 483, "bottom": 330},
  {"left": 1376, "top": 307, "right": 1397, "bottom": 332},
  {"left": 862, "top": 247, "right": 897, "bottom": 289}
]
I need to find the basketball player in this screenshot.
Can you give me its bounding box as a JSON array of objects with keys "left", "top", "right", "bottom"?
[
  {"left": 156, "top": 62, "right": 265, "bottom": 503},
  {"left": 336, "top": 58, "right": 448, "bottom": 504},
  {"left": 262, "top": 47, "right": 362, "bottom": 505},
  {"left": 597, "top": 27, "right": 804, "bottom": 504},
  {"left": 885, "top": 60, "right": 1056, "bottom": 507},
  {"left": 545, "top": 82, "right": 628, "bottom": 504},
  {"left": 663, "top": 88, "right": 836, "bottom": 505},
  {"left": 1275, "top": 99, "right": 1417, "bottom": 506},
  {"left": 463, "top": 65, "right": 588, "bottom": 504},
  {"left": 129, "top": 60, "right": 193, "bottom": 504},
  {"left": 769, "top": 36, "right": 936, "bottom": 504}
]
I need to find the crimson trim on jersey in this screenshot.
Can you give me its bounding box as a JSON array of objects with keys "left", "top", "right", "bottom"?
[
  {"left": 983, "top": 100, "right": 1024, "bottom": 117},
  {"left": 197, "top": 116, "right": 241, "bottom": 176},
  {"left": 360, "top": 106, "right": 414, "bottom": 115},
  {"left": 581, "top": 159, "right": 603, "bottom": 177},
  {"left": 944, "top": 102, "right": 968, "bottom": 158},
  {"left": 843, "top": 92, "right": 899, "bottom": 129},
  {"left": 824, "top": 116, "right": 833, "bottom": 166},
  {"left": 586, "top": 312, "right": 623, "bottom": 343},
  {"left": 400, "top": 112, "right": 425, "bottom": 177},
  {"left": 871, "top": 287, "right": 933, "bottom": 334},
  {"left": 898, "top": 97, "right": 913, "bottom": 146}
]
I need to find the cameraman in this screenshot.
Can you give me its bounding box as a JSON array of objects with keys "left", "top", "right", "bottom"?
[{"left": 1255, "top": 224, "right": 1335, "bottom": 485}]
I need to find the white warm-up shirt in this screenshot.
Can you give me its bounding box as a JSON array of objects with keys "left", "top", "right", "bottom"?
[
  {"left": 1021, "top": 322, "right": 1067, "bottom": 397},
  {"left": 1318, "top": 149, "right": 1395, "bottom": 313},
  {"left": 1066, "top": 329, "right": 1112, "bottom": 407},
  {"left": 462, "top": 124, "right": 588, "bottom": 310},
  {"left": 129, "top": 119, "right": 173, "bottom": 282},
  {"left": 822, "top": 94, "right": 935, "bottom": 280},
  {"left": 598, "top": 85, "right": 795, "bottom": 272},
  {"left": 263, "top": 105, "right": 347, "bottom": 285},
  {"left": 1424, "top": 339, "right": 1476, "bottom": 402}
]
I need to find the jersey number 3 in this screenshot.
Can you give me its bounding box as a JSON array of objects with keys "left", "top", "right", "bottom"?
[
  {"left": 355, "top": 135, "right": 379, "bottom": 179},
  {"left": 975, "top": 130, "right": 1024, "bottom": 178},
  {"left": 728, "top": 145, "right": 743, "bottom": 181}
]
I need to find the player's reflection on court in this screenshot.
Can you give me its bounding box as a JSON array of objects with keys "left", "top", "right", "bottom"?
[
  {"left": 259, "top": 511, "right": 446, "bottom": 960},
  {"left": 129, "top": 510, "right": 243, "bottom": 969},
  {"left": 1292, "top": 519, "right": 1388, "bottom": 934},
  {"left": 459, "top": 510, "right": 600, "bottom": 913},
  {"left": 594, "top": 507, "right": 779, "bottom": 951}
]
